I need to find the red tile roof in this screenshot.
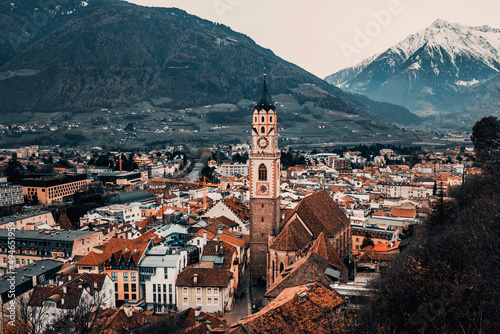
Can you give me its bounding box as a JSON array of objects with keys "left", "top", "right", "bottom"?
[
  {"left": 231, "top": 282, "right": 345, "bottom": 333},
  {"left": 77, "top": 234, "right": 151, "bottom": 267},
  {"left": 176, "top": 267, "right": 233, "bottom": 288}
]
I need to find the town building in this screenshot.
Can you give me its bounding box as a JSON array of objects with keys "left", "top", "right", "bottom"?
[
  {"left": 0, "top": 259, "right": 63, "bottom": 304},
  {"left": 0, "top": 229, "right": 103, "bottom": 271},
  {"left": 138, "top": 244, "right": 189, "bottom": 313},
  {"left": 0, "top": 210, "right": 55, "bottom": 230},
  {"left": 20, "top": 174, "right": 91, "bottom": 204},
  {"left": 219, "top": 163, "right": 249, "bottom": 177},
  {"left": 0, "top": 181, "right": 24, "bottom": 207},
  {"left": 27, "top": 272, "right": 115, "bottom": 332},
  {"left": 76, "top": 233, "right": 156, "bottom": 304},
  {"left": 175, "top": 267, "right": 234, "bottom": 313}
]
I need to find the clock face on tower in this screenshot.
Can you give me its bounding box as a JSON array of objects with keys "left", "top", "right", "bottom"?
[
  {"left": 257, "top": 183, "right": 268, "bottom": 195},
  {"left": 257, "top": 137, "right": 269, "bottom": 149}
]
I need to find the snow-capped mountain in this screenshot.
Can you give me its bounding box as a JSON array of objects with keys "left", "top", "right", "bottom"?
[{"left": 325, "top": 19, "right": 500, "bottom": 113}]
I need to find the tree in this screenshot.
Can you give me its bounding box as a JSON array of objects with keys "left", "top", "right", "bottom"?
[
  {"left": 361, "top": 236, "right": 374, "bottom": 249},
  {"left": 3, "top": 154, "right": 24, "bottom": 184},
  {"left": 470, "top": 116, "right": 500, "bottom": 168}
]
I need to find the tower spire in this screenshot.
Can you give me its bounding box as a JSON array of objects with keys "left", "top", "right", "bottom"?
[{"left": 256, "top": 74, "right": 275, "bottom": 112}]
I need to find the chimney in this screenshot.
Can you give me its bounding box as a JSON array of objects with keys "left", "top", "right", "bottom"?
[
  {"left": 62, "top": 286, "right": 67, "bottom": 294},
  {"left": 203, "top": 231, "right": 207, "bottom": 241},
  {"left": 61, "top": 298, "right": 65, "bottom": 305},
  {"left": 298, "top": 292, "right": 307, "bottom": 303},
  {"left": 195, "top": 306, "right": 202, "bottom": 317},
  {"left": 124, "top": 306, "right": 133, "bottom": 317},
  {"left": 215, "top": 244, "right": 218, "bottom": 252},
  {"left": 193, "top": 274, "right": 198, "bottom": 285},
  {"left": 68, "top": 275, "right": 72, "bottom": 281},
  {"left": 205, "top": 321, "right": 212, "bottom": 331}
]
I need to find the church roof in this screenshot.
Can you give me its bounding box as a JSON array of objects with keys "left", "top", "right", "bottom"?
[
  {"left": 255, "top": 75, "right": 276, "bottom": 112},
  {"left": 264, "top": 252, "right": 339, "bottom": 299},
  {"left": 283, "top": 190, "right": 350, "bottom": 239},
  {"left": 309, "top": 232, "right": 348, "bottom": 282},
  {"left": 270, "top": 217, "right": 312, "bottom": 251}
]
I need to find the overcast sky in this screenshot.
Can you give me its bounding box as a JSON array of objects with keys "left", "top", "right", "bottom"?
[{"left": 127, "top": 0, "right": 500, "bottom": 78}]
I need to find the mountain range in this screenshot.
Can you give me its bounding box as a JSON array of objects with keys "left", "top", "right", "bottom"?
[
  {"left": 0, "top": 0, "right": 421, "bottom": 150},
  {"left": 325, "top": 19, "right": 500, "bottom": 117}
]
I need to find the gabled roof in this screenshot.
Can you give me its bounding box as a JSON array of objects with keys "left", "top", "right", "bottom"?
[
  {"left": 265, "top": 252, "right": 339, "bottom": 299},
  {"left": 309, "top": 232, "right": 348, "bottom": 282},
  {"left": 202, "top": 240, "right": 236, "bottom": 269},
  {"left": 231, "top": 282, "right": 345, "bottom": 333},
  {"left": 281, "top": 190, "right": 349, "bottom": 239},
  {"left": 29, "top": 272, "right": 108, "bottom": 309},
  {"left": 270, "top": 218, "right": 312, "bottom": 251},
  {"left": 77, "top": 234, "right": 152, "bottom": 267},
  {"left": 176, "top": 267, "right": 233, "bottom": 287}
]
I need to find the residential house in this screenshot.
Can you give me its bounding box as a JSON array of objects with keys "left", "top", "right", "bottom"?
[{"left": 176, "top": 267, "right": 234, "bottom": 313}]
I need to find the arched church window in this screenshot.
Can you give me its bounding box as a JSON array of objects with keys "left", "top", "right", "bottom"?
[
  {"left": 254, "top": 116, "right": 257, "bottom": 122},
  {"left": 270, "top": 116, "right": 273, "bottom": 122},
  {"left": 279, "top": 262, "right": 284, "bottom": 273},
  {"left": 272, "top": 261, "right": 275, "bottom": 282},
  {"left": 261, "top": 116, "right": 265, "bottom": 122},
  {"left": 261, "top": 126, "right": 265, "bottom": 134},
  {"left": 258, "top": 164, "right": 267, "bottom": 180}
]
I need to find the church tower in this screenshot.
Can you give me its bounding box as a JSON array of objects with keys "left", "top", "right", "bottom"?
[{"left": 249, "top": 75, "right": 281, "bottom": 284}]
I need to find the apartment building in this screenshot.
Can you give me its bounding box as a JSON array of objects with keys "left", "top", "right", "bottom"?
[
  {"left": 0, "top": 229, "right": 103, "bottom": 270},
  {"left": 20, "top": 174, "right": 91, "bottom": 204}
]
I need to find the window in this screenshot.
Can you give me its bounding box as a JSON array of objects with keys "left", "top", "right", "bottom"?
[
  {"left": 115, "top": 283, "right": 118, "bottom": 291},
  {"left": 270, "top": 116, "right": 273, "bottom": 122},
  {"left": 164, "top": 269, "right": 168, "bottom": 279},
  {"left": 131, "top": 272, "right": 136, "bottom": 281},
  {"left": 132, "top": 284, "right": 137, "bottom": 292},
  {"left": 124, "top": 284, "right": 129, "bottom": 292},
  {"left": 153, "top": 284, "right": 156, "bottom": 293},
  {"left": 169, "top": 284, "right": 172, "bottom": 293},
  {"left": 196, "top": 297, "right": 202, "bottom": 305},
  {"left": 258, "top": 164, "right": 267, "bottom": 181},
  {"left": 261, "top": 126, "right": 265, "bottom": 134},
  {"left": 124, "top": 293, "right": 129, "bottom": 300},
  {"left": 123, "top": 272, "right": 128, "bottom": 281},
  {"left": 132, "top": 294, "right": 136, "bottom": 300},
  {"left": 158, "top": 284, "right": 162, "bottom": 293},
  {"left": 214, "top": 298, "right": 219, "bottom": 305},
  {"left": 196, "top": 287, "right": 201, "bottom": 295},
  {"left": 207, "top": 288, "right": 212, "bottom": 295},
  {"left": 207, "top": 298, "right": 212, "bottom": 304},
  {"left": 153, "top": 294, "right": 156, "bottom": 303},
  {"left": 163, "top": 284, "right": 166, "bottom": 294},
  {"left": 183, "top": 297, "right": 188, "bottom": 304},
  {"left": 111, "top": 272, "right": 117, "bottom": 281},
  {"left": 261, "top": 116, "right": 264, "bottom": 122},
  {"left": 213, "top": 288, "right": 219, "bottom": 295},
  {"left": 183, "top": 287, "right": 188, "bottom": 295}
]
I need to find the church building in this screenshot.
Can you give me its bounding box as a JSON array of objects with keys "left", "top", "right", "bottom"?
[{"left": 249, "top": 76, "right": 351, "bottom": 288}]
